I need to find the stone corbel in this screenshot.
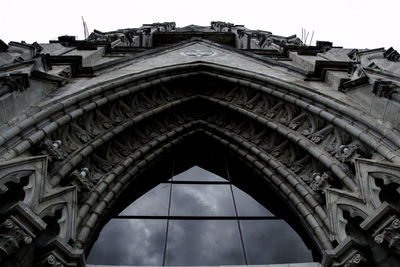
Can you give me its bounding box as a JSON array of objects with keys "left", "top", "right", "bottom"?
[
  {"left": 339, "top": 65, "right": 369, "bottom": 92},
  {"left": 0, "top": 216, "right": 34, "bottom": 260},
  {"left": 384, "top": 47, "right": 400, "bottom": 62},
  {"left": 342, "top": 252, "right": 368, "bottom": 267},
  {"left": 323, "top": 236, "right": 369, "bottom": 267},
  {"left": 0, "top": 73, "right": 30, "bottom": 97},
  {"left": 374, "top": 216, "right": 400, "bottom": 254},
  {"left": 37, "top": 238, "right": 84, "bottom": 267},
  {"left": 372, "top": 80, "right": 399, "bottom": 99},
  {"left": 0, "top": 203, "right": 46, "bottom": 263},
  {"left": 40, "top": 254, "right": 65, "bottom": 267}
]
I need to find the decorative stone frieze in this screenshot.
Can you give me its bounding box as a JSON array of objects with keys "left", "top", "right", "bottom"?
[{"left": 0, "top": 216, "right": 34, "bottom": 260}]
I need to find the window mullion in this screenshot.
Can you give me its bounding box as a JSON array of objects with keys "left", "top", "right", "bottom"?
[
  {"left": 162, "top": 157, "right": 175, "bottom": 266},
  {"left": 225, "top": 158, "right": 249, "bottom": 265}
]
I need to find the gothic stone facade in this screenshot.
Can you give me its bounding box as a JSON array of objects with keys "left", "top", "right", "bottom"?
[{"left": 1, "top": 22, "right": 400, "bottom": 266}]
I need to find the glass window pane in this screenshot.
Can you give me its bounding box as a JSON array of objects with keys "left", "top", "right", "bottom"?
[
  {"left": 240, "top": 220, "right": 313, "bottom": 264},
  {"left": 87, "top": 219, "right": 167, "bottom": 265},
  {"left": 170, "top": 184, "right": 235, "bottom": 216},
  {"left": 119, "top": 183, "right": 171, "bottom": 216},
  {"left": 233, "top": 186, "right": 275, "bottom": 217},
  {"left": 165, "top": 220, "right": 245, "bottom": 266},
  {"left": 173, "top": 166, "right": 227, "bottom": 182}
]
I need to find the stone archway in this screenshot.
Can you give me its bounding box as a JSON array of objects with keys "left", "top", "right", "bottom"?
[{"left": 1, "top": 62, "right": 400, "bottom": 266}]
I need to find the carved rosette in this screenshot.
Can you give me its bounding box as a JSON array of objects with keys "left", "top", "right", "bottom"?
[
  {"left": 180, "top": 50, "right": 215, "bottom": 57},
  {"left": 40, "top": 254, "right": 64, "bottom": 267},
  {"left": 0, "top": 216, "right": 34, "bottom": 260},
  {"left": 344, "top": 253, "right": 367, "bottom": 267}
]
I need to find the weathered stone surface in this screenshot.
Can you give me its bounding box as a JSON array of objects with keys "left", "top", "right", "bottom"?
[{"left": 1, "top": 22, "right": 400, "bottom": 267}]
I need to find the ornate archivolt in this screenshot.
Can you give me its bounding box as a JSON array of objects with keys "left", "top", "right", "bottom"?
[{"left": 1, "top": 62, "right": 400, "bottom": 266}]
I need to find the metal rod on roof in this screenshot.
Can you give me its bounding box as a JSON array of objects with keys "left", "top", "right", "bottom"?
[
  {"left": 305, "top": 31, "right": 309, "bottom": 45},
  {"left": 82, "top": 16, "right": 89, "bottom": 40},
  {"left": 309, "top": 31, "right": 314, "bottom": 46}
]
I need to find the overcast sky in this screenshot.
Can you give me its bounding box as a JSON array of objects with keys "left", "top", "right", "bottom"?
[
  {"left": 87, "top": 166, "right": 313, "bottom": 265},
  {"left": 1, "top": 0, "right": 399, "bottom": 50}
]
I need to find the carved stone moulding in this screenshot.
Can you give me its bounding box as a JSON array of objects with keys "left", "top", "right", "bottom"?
[
  {"left": 1, "top": 61, "right": 400, "bottom": 266},
  {"left": 1, "top": 64, "right": 399, "bottom": 171},
  {"left": 324, "top": 158, "right": 400, "bottom": 266},
  {"left": 0, "top": 203, "right": 45, "bottom": 262},
  {"left": 0, "top": 205, "right": 83, "bottom": 266},
  {"left": 0, "top": 156, "right": 81, "bottom": 266},
  {"left": 38, "top": 238, "right": 84, "bottom": 267},
  {"left": 71, "top": 110, "right": 334, "bottom": 254},
  {"left": 323, "top": 237, "right": 370, "bottom": 267},
  {"left": 0, "top": 156, "right": 77, "bottom": 243},
  {"left": 361, "top": 203, "right": 400, "bottom": 256}
]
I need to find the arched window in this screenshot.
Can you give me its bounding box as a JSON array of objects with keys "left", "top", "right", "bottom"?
[{"left": 87, "top": 148, "right": 316, "bottom": 266}]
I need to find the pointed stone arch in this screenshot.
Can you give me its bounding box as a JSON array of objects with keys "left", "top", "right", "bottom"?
[{"left": 1, "top": 62, "right": 400, "bottom": 266}]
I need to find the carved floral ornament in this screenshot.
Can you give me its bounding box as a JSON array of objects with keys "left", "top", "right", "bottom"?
[
  {"left": 0, "top": 64, "right": 400, "bottom": 266},
  {"left": 180, "top": 49, "right": 216, "bottom": 57}
]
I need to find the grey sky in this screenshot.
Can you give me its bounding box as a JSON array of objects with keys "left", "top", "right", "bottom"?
[{"left": 1, "top": 0, "right": 399, "bottom": 50}]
